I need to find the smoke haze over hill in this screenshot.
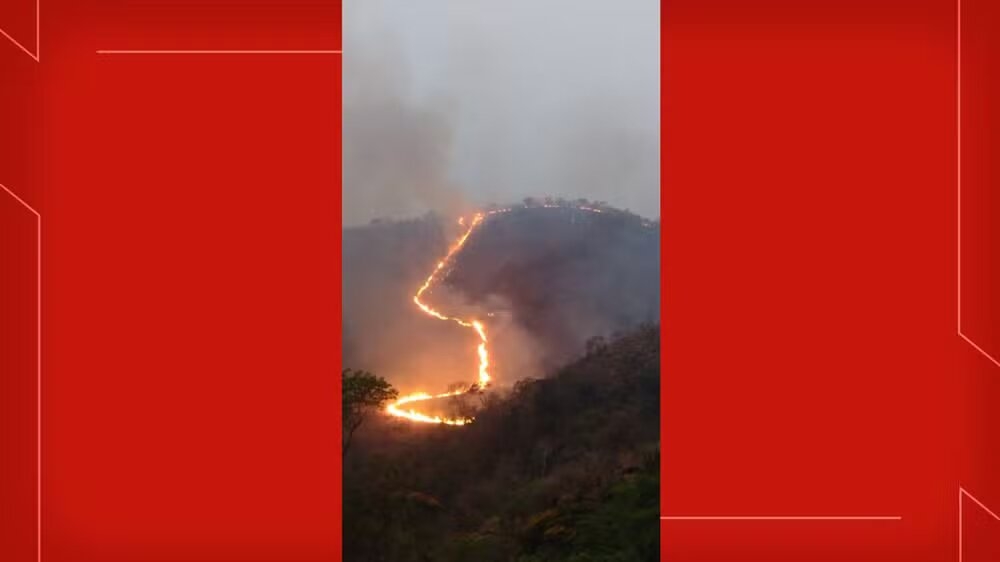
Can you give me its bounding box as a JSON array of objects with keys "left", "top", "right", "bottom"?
[{"left": 343, "top": 0, "right": 660, "bottom": 227}]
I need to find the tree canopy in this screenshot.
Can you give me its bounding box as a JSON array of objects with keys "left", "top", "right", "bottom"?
[{"left": 342, "top": 368, "right": 398, "bottom": 455}]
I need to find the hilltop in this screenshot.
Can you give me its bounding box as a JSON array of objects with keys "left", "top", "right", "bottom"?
[{"left": 342, "top": 200, "right": 659, "bottom": 390}]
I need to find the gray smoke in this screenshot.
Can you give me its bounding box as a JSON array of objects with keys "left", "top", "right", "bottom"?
[
  {"left": 343, "top": 0, "right": 660, "bottom": 226},
  {"left": 342, "top": 0, "right": 660, "bottom": 393}
]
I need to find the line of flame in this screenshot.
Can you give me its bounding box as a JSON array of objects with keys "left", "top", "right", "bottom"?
[
  {"left": 386, "top": 390, "right": 473, "bottom": 426},
  {"left": 386, "top": 212, "right": 493, "bottom": 425},
  {"left": 385, "top": 204, "right": 605, "bottom": 425}
]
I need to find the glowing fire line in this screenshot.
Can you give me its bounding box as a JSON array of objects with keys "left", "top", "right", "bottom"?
[
  {"left": 386, "top": 212, "right": 492, "bottom": 425},
  {"left": 385, "top": 204, "right": 605, "bottom": 425}
]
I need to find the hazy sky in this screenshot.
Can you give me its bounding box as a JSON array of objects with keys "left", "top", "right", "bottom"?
[{"left": 343, "top": 0, "right": 660, "bottom": 226}]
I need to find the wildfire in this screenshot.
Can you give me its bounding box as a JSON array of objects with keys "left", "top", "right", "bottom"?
[
  {"left": 386, "top": 390, "right": 473, "bottom": 426},
  {"left": 384, "top": 203, "right": 605, "bottom": 426},
  {"left": 386, "top": 212, "right": 492, "bottom": 425}
]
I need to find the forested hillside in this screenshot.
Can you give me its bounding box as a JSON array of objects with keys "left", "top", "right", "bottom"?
[
  {"left": 343, "top": 201, "right": 659, "bottom": 561},
  {"left": 344, "top": 325, "right": 660, "bottom": 562}
]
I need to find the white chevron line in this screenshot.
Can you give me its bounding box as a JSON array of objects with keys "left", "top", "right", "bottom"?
[
  {"left": 0, "top": 182, "right": 41, "bottom": 562},
  {"left": 0, "top": 0, "right": 39, "bottom": 61}
]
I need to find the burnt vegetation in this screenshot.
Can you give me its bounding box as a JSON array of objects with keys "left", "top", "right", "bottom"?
[{"left": 343, "top": 201, "right": 659, "bottom": 562}]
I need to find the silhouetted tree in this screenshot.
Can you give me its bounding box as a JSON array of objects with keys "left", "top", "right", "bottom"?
[{"left": 342, "top": 369, "right": 397, "bottom": 455}]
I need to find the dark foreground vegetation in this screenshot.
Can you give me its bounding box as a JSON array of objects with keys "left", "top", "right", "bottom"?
[{"left": 344, "top": 324, "right": 660, "bottom": 562}]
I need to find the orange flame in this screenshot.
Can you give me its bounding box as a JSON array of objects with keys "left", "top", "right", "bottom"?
[
  {"left": 385, "top": 203, "right": 602, "bottom": 426},
  {"left": 386, "top": 390, "right": 473, "bottom": 426},
  {"left": 387, "top": 213, "right": 491, "bottom": 425}
]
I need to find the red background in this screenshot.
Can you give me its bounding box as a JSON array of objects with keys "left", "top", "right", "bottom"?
[
  {"left": 2, "top": 1, "right": 999, "bottom": 561},
  {"left": 662, "top": 0, "right": 1000, "bottom": 561},
  {"left": 2, "top": 1, "right": 342, "bottom": 561}
]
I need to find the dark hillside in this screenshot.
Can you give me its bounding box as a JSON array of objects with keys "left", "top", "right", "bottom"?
[
  {"left": 344, "top": 325, "right": 660, "bottom": 562},
  {"left": 342, "top": 202, "right": 659, "bottom": 390},
  {"left": 447, "top": 204, "right": 659, "bottom": 371}
]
